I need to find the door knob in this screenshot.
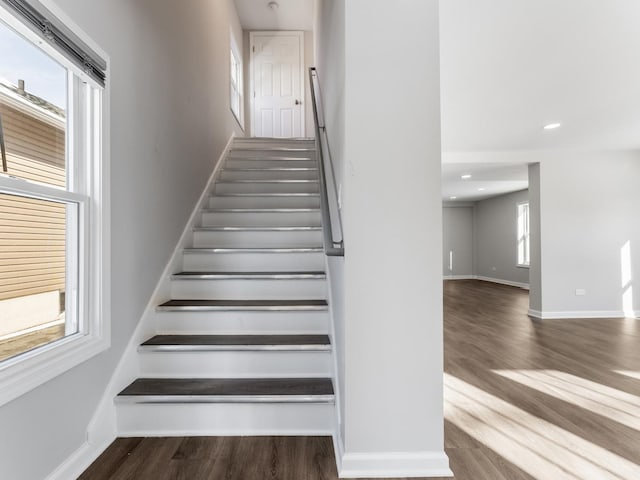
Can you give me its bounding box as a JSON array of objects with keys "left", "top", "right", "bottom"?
[{"left": 295, "top": 99, "right": 301, "bottom": 105}]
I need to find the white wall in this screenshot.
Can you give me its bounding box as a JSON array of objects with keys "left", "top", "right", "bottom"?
[
  {"left": 0, "top": 1, "right": 243, "bottom": 478},
  {"left": 474, "top": 189, "right": 529, "bottom": 286},
  {"left": 538, "top": 151, "right": 640, "bottom": 317},
  {"left": 443, "top": 206, "right": 474, "bottom": 277},
  {"left": 314, "top": 0, "right": 346, "bottom": 445},
  {"left": 339, "top": 0, "right": 449, "bottom": 476}
]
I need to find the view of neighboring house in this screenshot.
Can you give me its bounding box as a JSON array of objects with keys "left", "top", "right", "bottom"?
[{"left": 0, "top": 80, "right": 67, "bottom": 358}]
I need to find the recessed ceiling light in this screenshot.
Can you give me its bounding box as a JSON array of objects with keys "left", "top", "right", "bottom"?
[
  {"left": 543, "top": 122, "right": 562, "bottom": 130},
  {"left": 461, "top": 174, "right": 472, "bottom": 180},
  {"left": 478, "top": 188, "right": 485, "bottom": 191},
  {"left": 450, "top": 196, "right": 457, "bottom": 200}
]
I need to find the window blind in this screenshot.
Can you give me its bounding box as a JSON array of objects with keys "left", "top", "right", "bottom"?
[{"left": 0, "top": 0, "right": 106, "bottom": 86}]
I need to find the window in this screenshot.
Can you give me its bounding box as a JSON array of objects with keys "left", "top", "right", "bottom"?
[
  {"left": 517, "top": 202, "right": 530, "bottom": 267},
  {"left": 0, "top": 1, "right": 108, "bottom": 406},
  {"left": 230, "top": 38, "right": 243, "bottom": 127}
]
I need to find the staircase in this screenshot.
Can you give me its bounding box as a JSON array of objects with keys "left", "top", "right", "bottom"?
[{"left": 115, "top": 137, "right": 336, "bottom": 436}]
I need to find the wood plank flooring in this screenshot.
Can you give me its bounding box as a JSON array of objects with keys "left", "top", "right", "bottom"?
[
  {"left": 444, "top": 279, "right": 640, "bottom": 480},
  {"left": 79, "top": 436, "right": 448, "bottom": 480},
  {"left": 81, "top": 280, "right": 640, "bottom": 479}
]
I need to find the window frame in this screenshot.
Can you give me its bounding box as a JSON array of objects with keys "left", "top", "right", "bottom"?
[
  {"left": 229, "top": 35, "right": 243, "bottom": 129},
  {"left": 0, "top": 1, "right": 110, "bottom": 407},
  {"left": 517, "top": 201, "right": 530, "bottom": 268}
]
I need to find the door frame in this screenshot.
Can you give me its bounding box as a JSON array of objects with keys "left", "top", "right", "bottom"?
[{"left": 249, "top": 31, "right": 305, "bottom": 138}]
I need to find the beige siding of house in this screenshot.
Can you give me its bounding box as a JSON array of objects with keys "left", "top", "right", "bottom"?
[{"left": 0, "top": 102, "right": 66, "bottom": 303}]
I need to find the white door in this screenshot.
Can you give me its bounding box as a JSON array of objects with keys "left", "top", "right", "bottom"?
[{"left": 251, "top": 32, "right": 304, "bottom": 138}]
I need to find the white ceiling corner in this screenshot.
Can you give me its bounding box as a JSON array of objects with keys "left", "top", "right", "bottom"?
[
  {"left": 440, "top": 0, "right": 640, "bottom": 201},
  {"left": 233, "top": 0, "right": 314, "bottom": 31}
]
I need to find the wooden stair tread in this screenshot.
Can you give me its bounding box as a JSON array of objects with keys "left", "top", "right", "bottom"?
[
  {"left": 158, "top": 299, "right": 327, "bottom": 307},
  {"left": 141, "top": 334, "right": 330, "bottom": 347},
  {"left": 118, "top": 377, "right": 334, "bottom": 397},
  {"left": 172, "top": 271, "right": 326, "bottom": 279}
]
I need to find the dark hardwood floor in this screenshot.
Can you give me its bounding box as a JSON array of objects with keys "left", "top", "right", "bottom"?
[
  {"left": 444, "top": 279, "right": 640, "bottom": 480},
  {"left": 79, "top": 436, "right": 444, "bottom": 480},
  {"left": 80, "top": 280, "right": 640, "bottom": 479}
]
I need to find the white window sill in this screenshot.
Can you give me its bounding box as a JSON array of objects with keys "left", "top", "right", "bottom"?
[{"left": 0, "top": 329, "right": 109, "bottom": 407}]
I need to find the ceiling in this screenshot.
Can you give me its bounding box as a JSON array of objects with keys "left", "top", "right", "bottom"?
[
  {"left": 440, "top": 0, "right": 640, "bottom": 153},
  {"left": 439, "top": 0, "right": 640, "bottom": 201},
  {"left": 233, "top": 0, "right": 313, "bottom": 31},
  {"left": 442, "top": 163, "right": 529, "bottom": 202},
  {"left": 233, "top": 1, "right": 640, "bottom": 202}
]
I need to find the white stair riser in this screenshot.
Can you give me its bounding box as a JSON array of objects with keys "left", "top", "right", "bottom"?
[
  {"left": 116, "top": 403, "right": 335, "bottom": 437},
  {"left": 153, "top": 310, "right": 329, "bottom": 335},
  {"left": 231, "top": 140, "right": 315, "bottom": 153},
  {"left": 193, "top": 229, "right": 322, "bottom": 248},
  {"left": 139, "top": 351, "right": 332, "bottom": 377},
  {"left": 226, "top": 159, "right": 316, "bottom": 170},
  {"left": 201, "top": 210, "right": 321, "bottom": 227},
  {"left": 171, "top": 278, "right": 327, "bottom": 300},
  {"left": 209, "top": 195, "right": 320, "bottom": 209},
  {"left": 233, "top": 140, "right": 314, "bottom": 149},
  {"left": 228, "top": 150, "right": 314, "bottom": 160},
  {"left": 221, "top": 170, "right": 318, "bottom": 181},
  {"left": 214, "top": 182, "right": 319, "bottom": 195},
  {"left": 183, "top": 251, "right": 325, "bottom": 272}
]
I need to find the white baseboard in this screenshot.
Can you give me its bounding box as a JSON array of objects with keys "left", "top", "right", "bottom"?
[
  {"left": 527, "top": 309, "right": 543, "bottom": 319},
  {"left": 45, "top": 438, "right": 113, "bottom": 480},
  {"left": 339, "top": 450, "right": 452, "bottom": 478},
  {"left": 444, "top": 275, "right": 529, "bottom": 290},
  {"left": 475, "top": 275, "right": 529, "bottom": 290},
  {"left": 528, "top": 309, "right": 629, "bottom": 320}
]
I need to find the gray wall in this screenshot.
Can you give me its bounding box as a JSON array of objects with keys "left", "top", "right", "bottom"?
[
  {"left": 539, "top": 151, "right": 640, "bottom": 315},
  {"left": 442, "top": 206, "right": 474, "bottom": 276},
  {"left": 0, "top": 1, "right": 243, "bottom": 478},
  {"left": 474, "top": 189, "right": 530, "bottom": 286},
  {"left": 442, "top": 190, "right": 529, "bottom": 286},
  {"left": 528, "top": 164, "right": 542, "bottom": 311},
  {"left": 444, "top": 149, "right": 640, "bottom": 318},
  {"left": 341, "top": 0, "right": 445, "bottom": 466},
  {"left": 318, "top": 1, "right": 448, "bottom": 471}
]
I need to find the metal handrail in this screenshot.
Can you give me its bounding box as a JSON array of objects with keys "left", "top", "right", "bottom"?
[
  {"left": 0, "top": 110, "right": 7, "bottom": 172},
  {"left": 309, "top": 67, "right": 344, "bottom": 257}
]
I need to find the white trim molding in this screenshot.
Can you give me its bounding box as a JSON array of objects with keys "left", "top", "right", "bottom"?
[
  {"left": 443, "top": 275, "right": 474, "bottom": 280},
  {"left": 45, "top": 437, "right": 113, "bottom": 480},
  {"left": 475, "top": 276, "right": 529, "bottom": 290},
  {"left": 528, "top": 309, "right": 631, "bottom": 320},
  {"left": 443, "top": 275, "right": 529, "bottom": 290},
  {"left": 339, "top": 450, "right": 452, "bottom": 478}
]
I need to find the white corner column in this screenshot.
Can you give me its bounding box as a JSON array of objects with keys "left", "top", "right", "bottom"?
[{"left": 340, "top": 0, "right": 450, "bottom": 477}]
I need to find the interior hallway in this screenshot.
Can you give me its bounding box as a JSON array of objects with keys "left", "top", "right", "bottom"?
[{"left": 80, "top": 280, "right": 640, "bottom": 479}]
